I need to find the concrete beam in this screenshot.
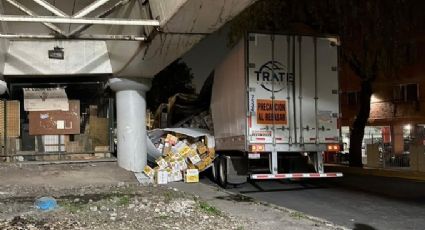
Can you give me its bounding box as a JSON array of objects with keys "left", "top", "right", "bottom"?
[{"left": 0, "top": 15, "right": 160, "bottom": 26}]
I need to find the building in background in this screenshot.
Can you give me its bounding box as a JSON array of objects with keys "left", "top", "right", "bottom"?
[{"left": 340, "top": 41, "right": 425, "bottom": 165}]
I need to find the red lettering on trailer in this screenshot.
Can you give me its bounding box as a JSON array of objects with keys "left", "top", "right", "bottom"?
[
  {"left": 257, "top": 175, "right": 269, "bottom": 179},
  {"left": 292, "top": 173, "right": 303, "bottom": 177},
  {"left": 256, "top": 137, "right": 266, "bottom": 141}
]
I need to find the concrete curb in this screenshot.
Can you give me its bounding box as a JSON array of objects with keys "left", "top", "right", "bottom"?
[{"left": 326, "top": 164, "right": 425, "bottom": 182}]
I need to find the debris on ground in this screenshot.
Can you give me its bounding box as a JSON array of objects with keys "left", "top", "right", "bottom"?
[
  {"left": 145, "top": 129, "right": 215, "bottom": 184},
  {"left": 0, "top": 184, "right": 249, "bottom": 230},
  {"left": 34, "top": 197, "right": 57, "bottom": 212}
]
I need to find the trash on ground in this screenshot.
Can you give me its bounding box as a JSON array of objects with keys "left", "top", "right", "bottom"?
[{"left": 34, "top": 197, "right": 57, "bottom": 211}]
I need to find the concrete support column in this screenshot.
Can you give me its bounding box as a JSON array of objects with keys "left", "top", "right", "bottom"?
[{"left": 108, "top": 78, "right": 150, "bottom": 172}]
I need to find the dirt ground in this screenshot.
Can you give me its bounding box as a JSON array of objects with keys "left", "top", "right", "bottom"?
[{"left": 0, "top": 162, "right": 344, "bottom": 230}]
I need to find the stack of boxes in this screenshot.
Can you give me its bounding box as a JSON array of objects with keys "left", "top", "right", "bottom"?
[{"left": 144, "top": 133, "right": 216, "bottom": 184}]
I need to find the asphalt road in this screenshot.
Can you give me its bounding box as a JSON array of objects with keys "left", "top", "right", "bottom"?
[{"left": 203, "top": 174, "right": 425, "bottom": 230}]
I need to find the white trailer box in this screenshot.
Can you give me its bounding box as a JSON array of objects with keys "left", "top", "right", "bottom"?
[{"left": 211, "top": 33, "right": 343, "bottom": 185}]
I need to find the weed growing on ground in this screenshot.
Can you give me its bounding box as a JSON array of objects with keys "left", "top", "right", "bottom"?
[
  {"left": 198, "top": 201, "right": 221, "bottom": 216},
  {"left": 290, "top": 211, "right": 306, "bottom": 219},
  {"left": 61, "top": 200, "right": 85, "bottom": 214},
  {"left": 117, "top": 195, "right": 130, "bottom": 206}
]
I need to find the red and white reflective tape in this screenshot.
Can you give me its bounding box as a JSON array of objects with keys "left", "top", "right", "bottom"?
[{"left": 250, "top": 172, "right": 343, "bottom": 180}]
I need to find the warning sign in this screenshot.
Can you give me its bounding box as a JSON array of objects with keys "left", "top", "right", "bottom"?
[{"left": 256, "top": 99, "right": 287, "bottom": 125}]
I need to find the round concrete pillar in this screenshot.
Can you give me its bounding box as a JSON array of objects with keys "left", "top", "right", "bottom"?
[
  {"left": 0, "top": 80, "right": 7, "bottom": 95},
  {"left": 108, "top": 78, "right": 150, "bottom": 172}
]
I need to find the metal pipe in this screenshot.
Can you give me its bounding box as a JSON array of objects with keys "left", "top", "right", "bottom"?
[
  {"left": 0, "top": 15, "right": 160, "bottom": 26},
  {"left": 4, "top": 0, "right": 66, "bottom": 36},
  {"left": 68, "top": 0, "right": 132, "bottom": 36},
  {"left": 32, "top": 0, "right": 69, "bottom": 17},
  {"left": 0, "top": 33, "right": 147, "bottom": 41},
  {"left": 73, "top": 0, "right": 111, "bottom": 18}
]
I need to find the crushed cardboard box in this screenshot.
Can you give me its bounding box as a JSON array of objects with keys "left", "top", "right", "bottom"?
[{"left": 145, "top": 129, "right": 215, "bottom": 184}]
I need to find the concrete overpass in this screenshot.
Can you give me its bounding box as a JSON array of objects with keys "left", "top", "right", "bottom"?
[{"left": 0, "top": 0, "right": 255, "bottom": 172}]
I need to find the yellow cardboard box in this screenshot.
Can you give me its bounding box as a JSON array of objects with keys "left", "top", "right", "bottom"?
[
  {"left": 188, "top": 150, "right": 201, "bottom": 165},
  {"left": 155, "top": 157, "right": 168, "bottom": 169},
  {"left": 196, "top": 142, "right": 208, "bottom": 154},
  {"left": 143, "top": 165, "right": 154, "bottom": 178},
  {"left": 184, "top": 169, "right": 199, "bottom": 183}
]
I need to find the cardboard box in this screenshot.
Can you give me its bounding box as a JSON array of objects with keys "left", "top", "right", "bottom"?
[
  {"left": 94, "top": 145, "right": 109, "bottom": 152},
  {"left": 184, "top": 169, "right": 199, "bottom": 183},
  {"left": 165, "top": 134, "right": 178, "bottom": 145},
  {"left": 168, "top": 170, "right": 182, "bottom": 182},
  {"left": 143, "top": 165, "right": 155, "bottom": 178},
  {"left": 89, "top": 116, "right": 109, "bottom": 146},
  {"left": 155, "top": 169, "right": 168, "bottom": 184},
  {"left": 188, "top": 150, "right": 201, "bottom": 165},
  {"left": 155, "top": 157, "right": 168, "bottom": 169},
  {"left": 0, "top": 100, "right": 20, "bottom": 138},
  {"left": 196, "top": 142, "right": 207, "bottom": 154}
]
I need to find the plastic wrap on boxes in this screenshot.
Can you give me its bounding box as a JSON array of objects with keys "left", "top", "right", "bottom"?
[{"left": 145, "top": 128, "right": 215, "bottom": 184}]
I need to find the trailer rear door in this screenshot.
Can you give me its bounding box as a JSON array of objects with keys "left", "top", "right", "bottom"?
[
  {"left": 247, "top": 33, "right": 293, "bottom": 145},
  {"left": 247, "top": 33, "right": 339, "bottom": 146}
]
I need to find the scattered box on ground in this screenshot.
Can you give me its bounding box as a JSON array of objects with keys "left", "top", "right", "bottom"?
[{"left": 184, "top": 169, "right": 199, "bottom": 183}]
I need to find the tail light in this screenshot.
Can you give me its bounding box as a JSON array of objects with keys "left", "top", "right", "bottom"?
[
  {"left": 250, "top": 144, "right": 265, "bottom": 152},
  {"left": 327, "top": 144, "right": 340, "bottom": 152}
]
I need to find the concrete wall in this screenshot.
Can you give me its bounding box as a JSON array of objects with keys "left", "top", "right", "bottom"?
[
  {"left": 4, "top": 40, "right": 112, "bottom": 75},
  {"left": 0, "top": 2, "right": 9, "bottom": 77},
  {"left": 0, "top": 28, "right": 8, "bottom": 77}
]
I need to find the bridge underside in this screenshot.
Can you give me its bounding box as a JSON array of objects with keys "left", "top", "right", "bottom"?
[{"left": 0, "top": 0, "right": 255, "bottom": 78}]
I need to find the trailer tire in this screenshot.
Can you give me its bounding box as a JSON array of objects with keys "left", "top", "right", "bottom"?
[
  {"left": 218, "top": 157, "right": 228, "bottom": 188},
  {"left": 211, "top": 157, "right": 219, "bottom": 183}
]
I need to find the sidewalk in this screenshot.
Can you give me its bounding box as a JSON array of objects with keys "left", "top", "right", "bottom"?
[
  {"left": 326, "top": 164, "right": 425, "bottom": 182},
  {"left": 169, "top": 181, "right": 346, "bottom": 230}
]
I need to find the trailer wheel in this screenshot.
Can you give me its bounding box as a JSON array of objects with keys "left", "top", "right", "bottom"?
[
  {"left": 218, "top": 157, "right": 228, "bottom": 188},
  {"left": 211, "top": 157, "right": 219, "bottom": 182}
]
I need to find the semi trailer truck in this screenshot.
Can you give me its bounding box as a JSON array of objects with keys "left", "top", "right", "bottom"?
[{"left": 210, "top": 32, "right": 343, "bottom": 186}]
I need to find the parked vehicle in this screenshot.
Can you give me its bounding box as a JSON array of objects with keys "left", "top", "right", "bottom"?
[{"left": 210, "top": 32, "right": 343, "bottom": 186}]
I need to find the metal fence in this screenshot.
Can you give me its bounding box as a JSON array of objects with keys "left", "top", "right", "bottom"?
[
  {"left": 0, "top": 98, "right": 115, "bottom": 163},
  {"left": 382, "top": 152, "right": 410, "bottom": 168}
]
